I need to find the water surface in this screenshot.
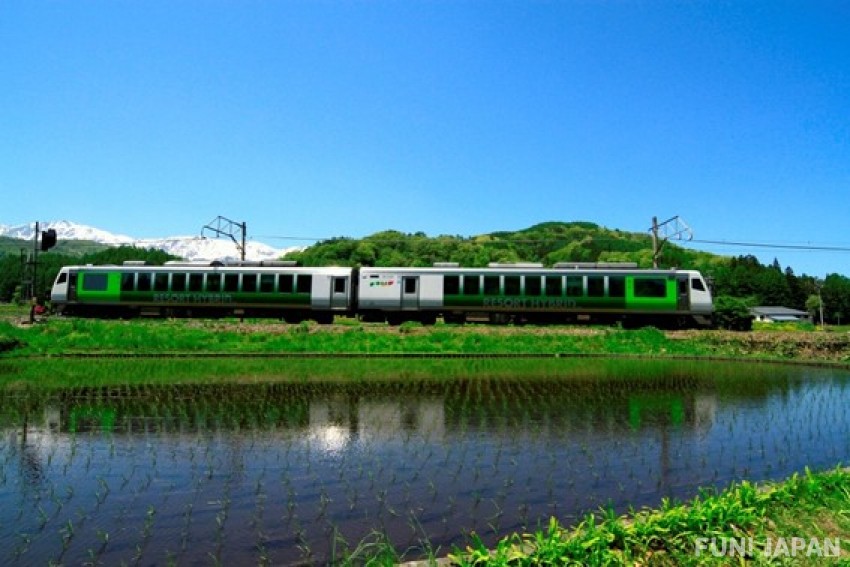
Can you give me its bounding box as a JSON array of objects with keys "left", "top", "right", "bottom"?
[{"left": 1, "top": 359, "right": 849, "bottom": 564}]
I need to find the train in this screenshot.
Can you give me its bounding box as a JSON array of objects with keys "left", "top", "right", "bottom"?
[{"left": 50, "top": 260, "right": 714, "bottom": 328}]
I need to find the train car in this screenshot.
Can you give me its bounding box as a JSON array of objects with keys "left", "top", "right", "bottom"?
[
  {"left": 50, "top": 261, "right": 356, "bottom": 323},
  {"left": 358, "top": 262, "right": 713, "bottom": 328}
]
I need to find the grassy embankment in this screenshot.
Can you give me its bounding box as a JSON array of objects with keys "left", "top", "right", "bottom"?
[{"left": 1, "top": 304, "right": 850, "bottom": 364}]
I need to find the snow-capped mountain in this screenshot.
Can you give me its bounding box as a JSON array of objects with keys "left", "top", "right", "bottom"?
[
  {"left": 0, "top": 220, "right": 135, "bottom": 244},
  {"left": 0, "top": 221, "right": 301, "bottom": 262}
]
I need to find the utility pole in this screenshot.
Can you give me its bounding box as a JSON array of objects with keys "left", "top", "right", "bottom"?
[
  {"left": 31, "top": 221, "right": 39, "bottom": 300},
  {"left": 201, "top": 216, "right": 247, "bottom": 261},
  {"left": 19, "top": 250, "right": 28, "bottom": 300},
  {"left": 649, "top": 215, "right": 693, "bottom": 268},
  {"left": 650, "top": 217, "right": 659, "bottom": 268}
]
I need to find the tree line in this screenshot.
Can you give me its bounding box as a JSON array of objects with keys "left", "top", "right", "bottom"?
[{"left": 0, "top": 246, "right": 176, "bottom": 303}]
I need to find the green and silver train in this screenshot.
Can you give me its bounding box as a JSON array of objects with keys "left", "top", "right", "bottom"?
[{"left": 51, "top": 261, "right": 713, "bottom": 328}]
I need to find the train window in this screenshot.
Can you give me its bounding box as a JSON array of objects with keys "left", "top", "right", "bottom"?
[
  {"left": 243, "top": 274, "right": 257, "bottom": 293},
  {"left": 505, "top": 276, "right": 520, "bottom": 296},
  {"left": 172, "top": 273, "right": 187, "bottom": 292},
  {"left": 484, "top": 276, "right": 500, "bottom": 295},
  {"left": 137, "top": 273, "right": 152, "bottom": 292},
  {"left": 121, "top": 273, "right": 135, "bottom": 292},
  {"left": 691, "top": 278, "right": 706, "bottom": 292},
  {"left": 609, "top": 276, "right": 625, "bottom": 298},
  {"left": 545, "top": 276, "right": 562, "bottom": 297},
  {"left": 224, "top": 274, "right": 239, "bottom": 292},
  {"left": 280, "top": 274, "right": 294, "bottom": 293},
  {"left": 525, "top": 276, "right": 542, "bottom": 296},
  {"left": 207, "top": 274, "right": 221, "bottom": 292},
  {"left": 189, "top": 273, "right": 203, "bottom": 292},
  {"left": 587, "top": 276, "right": 605, "bottom": 297},
  {"left": 297, "top": 274, "right": 312, "bottom": 294},
  {"left": 336, "top": 277, "right": 348, "bottom": 294},
  {"left": 154, "top": 273, "right": 169, "bottom": 292},
  {"left": 463, "top": 275, "right": 480, "bottom": 295},
  {"left": 566, "top": 276, "right": 583, "bottom": 297},
  {"left": 444, "top": 275, "right": 460, "bottom": 295},
  {"left": 260, "top": 274, "right": 276, "bottom": 293},
  {"left": 403, "top": 278, "right": 416, "bottom": 294},
  {"left": 84, "top": 273, "right": 109, "bottom": 292},
  {"left": 634, "top": 278, "right": 667, "bottom": 298}
]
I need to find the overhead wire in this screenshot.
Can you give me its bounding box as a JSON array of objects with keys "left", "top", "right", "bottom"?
[
  {"left": 255, "top": 233, "right": 850, "bottom": 253},
  {"left": 690, "top": 239, "right": 850, "bottom": 253}
]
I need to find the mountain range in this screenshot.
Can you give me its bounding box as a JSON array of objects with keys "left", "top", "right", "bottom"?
[{"left": 0, "top": 221, "right": 300, "bottom": 262}]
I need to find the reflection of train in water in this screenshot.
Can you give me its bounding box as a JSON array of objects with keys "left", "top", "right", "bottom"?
[{"left": 50, "top": 260, "right": 713, "bottom": 328}]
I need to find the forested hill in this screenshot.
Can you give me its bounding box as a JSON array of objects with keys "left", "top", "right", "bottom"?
[
  {"left": 0, "top": 236, "right": 110, "bottom": 257},
  {"left": 283, "top": 221, "right": 722, "bottom": 272},
  {"left": 283, "top": 221, "right": 850, "bottom": 320}
]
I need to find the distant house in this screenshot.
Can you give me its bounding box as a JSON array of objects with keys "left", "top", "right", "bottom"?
[{"left": 750, "top": 306, "right": 811, "bottom": 323}]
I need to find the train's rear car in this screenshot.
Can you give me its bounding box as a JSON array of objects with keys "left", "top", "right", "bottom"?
[{"left": 50, "top": 262, "right": 357, "bottom": 322}]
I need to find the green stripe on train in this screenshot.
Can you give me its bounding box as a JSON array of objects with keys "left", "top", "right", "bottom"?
[
  {"left": 75, "top": 272, "right": 123, "bottom": 302},
  {"left": 624, "top": 277, "right": 677, "bottom": 311}
]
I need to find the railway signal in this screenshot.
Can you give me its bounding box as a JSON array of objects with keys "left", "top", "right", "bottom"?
[{"left": 40, "top": 228, "right": 57, "bottom": 251}]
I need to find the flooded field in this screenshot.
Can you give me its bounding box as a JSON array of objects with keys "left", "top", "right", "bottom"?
[{"left": 1, "top": 358, "right": 850, "bottom": 564}]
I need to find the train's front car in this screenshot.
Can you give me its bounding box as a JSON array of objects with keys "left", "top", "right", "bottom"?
[
  {"left": 685, "top": 270, "right": 713, "bottom": 327},
  {"left": 49, "top": 267, "right": 74, "bottom": 314}
]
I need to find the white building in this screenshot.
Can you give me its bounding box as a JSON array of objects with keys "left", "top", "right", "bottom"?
[{"left": 750, "top": 306, "right": 811, "bottom": 323}]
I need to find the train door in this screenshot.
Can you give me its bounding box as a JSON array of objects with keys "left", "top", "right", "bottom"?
[
  {"left": 401, "top": 276, "right": 420, "bottom": 311},
  {"left": 330, "top": 276, "right": 348, "bottom": 310},
  {"left": 677, "top": 275, "right": 690, "bottom": 311},
  {"left": 68, "top": 271, "right": 77, "bottom": 301}
]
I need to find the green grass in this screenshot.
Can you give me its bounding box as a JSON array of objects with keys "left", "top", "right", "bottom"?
[
  {"left": 0, "top": 355, "right": 768, "bottom": 391},
  {"left": 2, "top": 300, "right": 850, "bottom": 363},
  {"left": 0, "top": 317, "right": 737, "bottom": 357},
  {"left": 446, "top": 467, "right": 850, "bottom": 566},
  {"left": 3, "top": 315, "right": 850, "bottom": 366}
]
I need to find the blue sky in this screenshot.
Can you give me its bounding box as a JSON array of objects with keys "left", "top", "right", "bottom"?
[{"left": 2, "top": 1, "right": 848, "bottom": 277}]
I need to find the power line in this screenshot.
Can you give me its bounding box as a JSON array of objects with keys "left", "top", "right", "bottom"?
[
  {"left": 254, "top": 235, "right": 330, "bottom": 242},
  {"left": 691, "top": 239, "right": 850, "bottom": 253},
  {"left": 256, "top": 233, "right": 850, "bottom": 253}
]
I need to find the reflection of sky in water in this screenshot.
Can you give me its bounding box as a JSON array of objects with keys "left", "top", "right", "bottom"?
[
  {"left": 310, "top": 424, "right": 350, "bottom": 453},
  {"left": 2, "top": 362, "right": 850, "bottom": 565}
]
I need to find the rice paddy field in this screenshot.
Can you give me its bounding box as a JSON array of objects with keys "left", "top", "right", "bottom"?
[{"left": 2, "top": 358, "right": 850, "bottom": 564}]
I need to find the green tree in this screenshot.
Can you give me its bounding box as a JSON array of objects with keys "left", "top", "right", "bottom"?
[
  {"left": 755, "top": 267, "right": 792, "bottom": 306},
  {"left": 821, "top": 274, "right": 850, "bottom": 324},
  {"left": 712, "top": 296, "right": 754, "bottom": 331},
  {"left": 806, "top": 294, "right": 823, "bottom": 325}
]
